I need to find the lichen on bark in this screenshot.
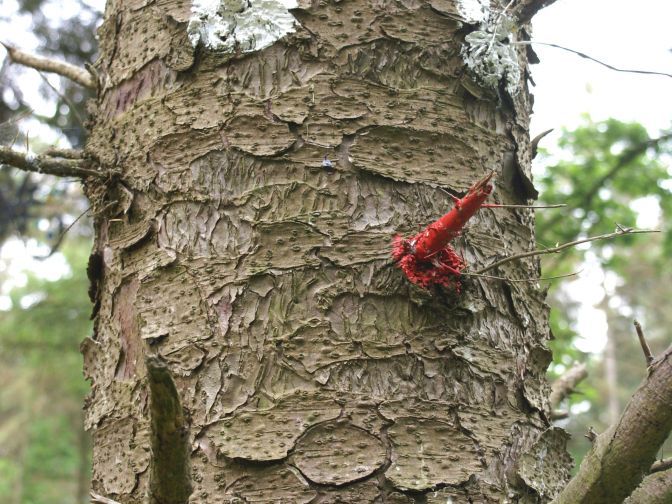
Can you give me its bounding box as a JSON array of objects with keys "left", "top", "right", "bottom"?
[{"left": 188, "top": 0, "right": 299, "bottom": 53}]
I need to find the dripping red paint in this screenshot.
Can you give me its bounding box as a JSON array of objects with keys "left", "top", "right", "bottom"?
[{"left": 392, "top": 172, "right": 494, "bottom": 290}]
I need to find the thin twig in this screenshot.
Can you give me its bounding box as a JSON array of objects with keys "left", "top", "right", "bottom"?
[
  {"left": 476, "top": 228, "right": 659, "bottom": 275},
  {"left": 33, "top": 200, "right": 117, "bottom": 259},
  {"left": 0, "top": 145, "right": 103, "bottom": 179},
  {"left": 461, "top": 270, "right": 580, "bottom": 283},
  {"left": 634, "top": 320, "right": 655, "bottom": 366},
  {"left": 2, "top": 42, "right": 95, "bottom": 88},
  {"left": 487, "top": 0, "right": 516, "bottom": 51},
  {"left": 483, "top": 203, "right": 566, "bottom": 209},
  {"left": 37, "top": 71, "right": 86, "bottom": 128},
  {"left": 511, "top": 41, "right": 672, "bottom": 79},
  {"left": 0, "top": 108, "right": 33, "bottom": 131},
  {"left": 651, "top": 458, "right": 672, "bottom": 474},
  {"left": 34, "top": 208, "right": 90, "bottom": 260}
]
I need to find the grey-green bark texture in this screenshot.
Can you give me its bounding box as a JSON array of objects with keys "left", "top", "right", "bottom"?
[
  {"left": 81, "top": 0, "right": 571, "bottom": 502},
  {"left": 625, "top": 468, "right": 672, "bottom": 504}
]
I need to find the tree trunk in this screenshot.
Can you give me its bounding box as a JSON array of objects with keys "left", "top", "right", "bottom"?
[
  {"left": 76, "top": 408, "right": 92, "bottom": 503},
  {"left": 82, "top": 0, "right": 571, "bottom": 502}
]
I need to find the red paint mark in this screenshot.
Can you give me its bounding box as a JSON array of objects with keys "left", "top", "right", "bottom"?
[
  {"left": 392, "top": 172, "right": 494, "bottom": 290},
  {"left": 101, "top": 60, "right": 176, "bottom": 120},
  {"left": 216, "top": 297, "right": 233, "bottom": 337}
]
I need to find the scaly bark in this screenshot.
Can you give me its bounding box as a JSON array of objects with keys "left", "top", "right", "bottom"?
[
  {"left": 625, "top": 468, "right": 672, "bottom": 504},
  {"left": 82, "top": 1, "right": 570, "bottom": 502}
]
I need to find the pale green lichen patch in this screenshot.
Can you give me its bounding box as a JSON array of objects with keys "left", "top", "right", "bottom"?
[
  {"left": 292, "top": 422, "right": 386, "bottom": 485},
  {"left": 455, "top": 0, "right": 489, "bottom": 23},
  {"left": 188, "top": 0, "right": 298, "bottom": 53},
  {"left": 461, "top": 15, "right": 521, "bottom": 96}
]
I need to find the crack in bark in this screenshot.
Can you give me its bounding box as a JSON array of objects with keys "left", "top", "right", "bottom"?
[{"left": 146, "top": 356, "right": 193, "bottom": 504}]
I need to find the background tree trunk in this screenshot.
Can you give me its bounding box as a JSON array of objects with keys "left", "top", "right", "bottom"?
[{"left": 82, "top": 0, "right": 571, "bottom": 502}]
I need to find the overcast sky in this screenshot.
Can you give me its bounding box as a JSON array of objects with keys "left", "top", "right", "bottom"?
[{"left": 530, "top": 0, "right": 671, "bottom": 136}]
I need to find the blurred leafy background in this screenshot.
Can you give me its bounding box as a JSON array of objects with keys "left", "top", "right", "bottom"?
[
  {"left": 1, "top": 1, "right": 100, "bottom": 502},
  {"left": 0, "top": 0, "right": 671, "bottom": 502},
  {"left": 536, "top": 118, "right": 671, "bottom": 467}
]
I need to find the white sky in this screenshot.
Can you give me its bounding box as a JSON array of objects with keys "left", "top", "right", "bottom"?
[{"left": 1, "top": 0, "right": 671, "bottom": 352}]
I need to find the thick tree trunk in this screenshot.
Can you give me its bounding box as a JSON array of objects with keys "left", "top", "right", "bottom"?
[{"left": 82, "top": 0, "right": 571, "bottom": 502}]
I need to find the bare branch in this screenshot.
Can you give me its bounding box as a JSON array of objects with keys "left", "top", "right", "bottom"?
[
  {"left": 549, "top": 362, "right": 588, "bottom": 409},
  {"left": 531, "top": 128, "right": 554, "bottom": 158},
  {"left": 2, "top": 42, "right": 95, "bottom": 88},
  {"left": 476, "top": 228, "right": 659, "bottom": 275},
  {"left": 43, "top": 147, "right": 83, "bottom": 159},
  {"left": 512, "top": 41, "right": 672, "bottom": 79},
  {"left": 550, "top": 410, "right": 569, "bottom": 420},
  {"left": 0, "top": 146, "right": 104, "bottom": 179},
  {"left": 624, "top": 467, "right": 672, "bottom": 504},
  {"left": 461, "top": 270, "right": 579, "bottom": 283},
  {"left": 651, "top": 458, "right": 672, "bottom": 474},
  {"left": 634, "top": 320, "right": 655, "bottom": 366},
  {"left": 552, "top": 345, "right": 672, "bottom": 503},
  {"left": 512, "top": 0, "right": 561, "bottom": 25}
]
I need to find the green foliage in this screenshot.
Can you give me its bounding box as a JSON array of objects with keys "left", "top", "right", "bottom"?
[
  {"left": 537, "top": 117, "right": 671, "bottom": 360},
  {"left": 536, "top": 117, "right": 672, "bottom": 472},
  {"left": 0, "top": 240, "right": 92, "bottom": 503},
  {"left": 536, "top": 117, "right": 672, "bottom": 269}
]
